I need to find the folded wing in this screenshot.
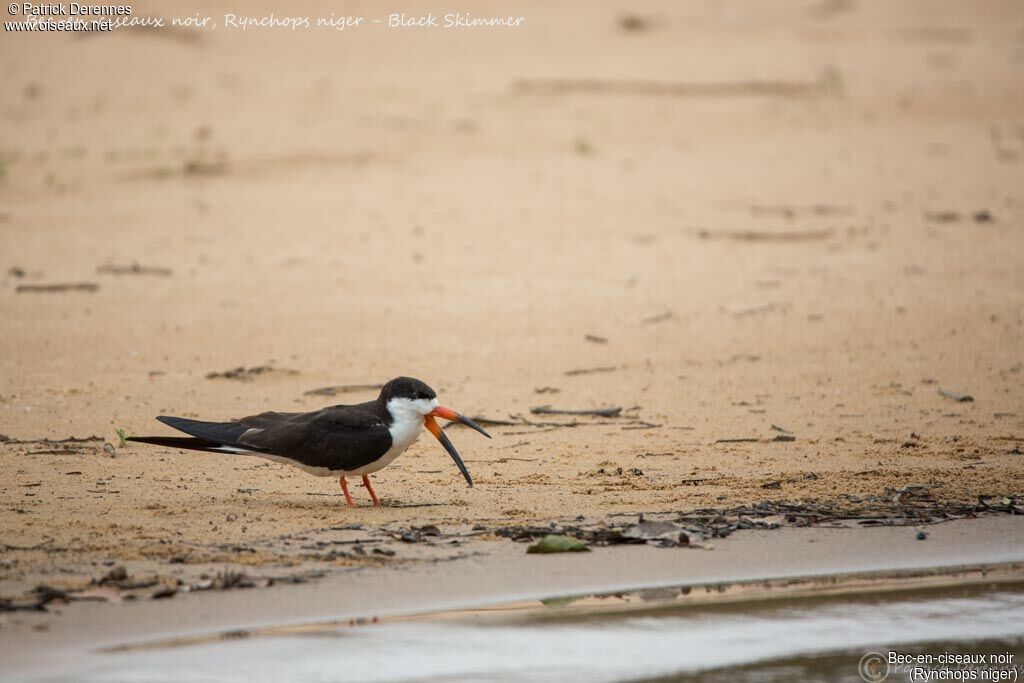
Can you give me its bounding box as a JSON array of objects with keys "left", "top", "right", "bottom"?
[{"left": 133, "top": 403, "right": 394, "bottom": 472}]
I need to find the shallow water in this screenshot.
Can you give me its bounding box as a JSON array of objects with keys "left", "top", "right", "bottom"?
[{"left": 26, "top": 583, "right": 1024, "bottom": 683}]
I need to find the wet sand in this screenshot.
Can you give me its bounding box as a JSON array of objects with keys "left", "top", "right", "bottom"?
[
  {"left": 1, "top": 0, "right": 1023, "bottom": 668},
  {"left": 3, "top": 516, "right": 1024, "bottom": 678}
]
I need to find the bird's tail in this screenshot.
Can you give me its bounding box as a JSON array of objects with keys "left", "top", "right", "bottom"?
[
  {"left": 127, "top": 416, "right": 263, "bottom": 454},
  {"left": 126, "top": 435, "right": 223, "bottom": 452}
]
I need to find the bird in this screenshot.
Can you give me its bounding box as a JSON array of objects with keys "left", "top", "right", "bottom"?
[{"left": 126, "top": 377, "right": 491, "bottom": 507}]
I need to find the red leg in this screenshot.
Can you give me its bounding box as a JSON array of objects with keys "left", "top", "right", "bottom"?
[
  {"left": 362, "top": 474, "right": 380, "bottom": 507},
  {"left": 339, "top": 477, "right": 354, "bottom": 507}
]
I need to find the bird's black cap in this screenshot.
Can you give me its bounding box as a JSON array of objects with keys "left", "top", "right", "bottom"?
[{"left": 379, "top": 377, "right": 437, "bottom": 403}]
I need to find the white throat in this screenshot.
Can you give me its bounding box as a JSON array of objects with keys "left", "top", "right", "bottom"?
[{"left": 385, "top": 396, "right": 438, "bottom": 455}]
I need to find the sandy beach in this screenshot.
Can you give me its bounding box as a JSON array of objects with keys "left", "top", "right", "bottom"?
[{"left": 1, "top": 0, "right": 1023, "bottom": 675}]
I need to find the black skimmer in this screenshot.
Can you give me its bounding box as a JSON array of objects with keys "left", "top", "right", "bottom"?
[{"left": 127, "top": 377, "right": 490, "bottom": 506}]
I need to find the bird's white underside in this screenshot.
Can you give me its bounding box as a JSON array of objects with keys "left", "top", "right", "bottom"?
[{"left": 218, "top": 396, "right": 438, "bottom": 478}]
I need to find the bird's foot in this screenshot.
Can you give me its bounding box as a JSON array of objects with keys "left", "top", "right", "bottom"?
[
  {"left": 362, "top": 474, "right": 381, "bottom": 507},
  {"left": 339, "top": 477, "right": 355, "bottom": 507}
]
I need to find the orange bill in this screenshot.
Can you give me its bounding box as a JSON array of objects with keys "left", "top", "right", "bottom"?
[
  {"left": 428, "top": 406, "right": 492, "bottom": 438},
  {"left": 424, "top": 414, "right": 473, "bottom": 487}
]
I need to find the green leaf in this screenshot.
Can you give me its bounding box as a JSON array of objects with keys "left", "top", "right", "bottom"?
[
  {"left": 527, "top": 535, "right": 590, "bottom": 554},
  {"left": 540, "top": 595, "right": 582, "bottom": 608}
]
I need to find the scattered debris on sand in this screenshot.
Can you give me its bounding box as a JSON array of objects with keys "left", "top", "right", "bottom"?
[
  {"left": 617, "top": 13, "right": 651, "bottom": 32},
  {"left": 938, "top": 388, "right": 974, "bottom": 402},
  {"left": 97, "top": 262, "right": 173, "bottom": 277},
  {"left": 303, "top": 384, "right": 384, "bottom": 397},
  {"left": 496, "top": 493, "right": 1024, "bottom": 550},
  {"left": 531, "top": 405, "right": 623, "bottom": 418},
  {"left": 924, "top": 210, "right": 995, "bottom": 224},
  {"left": 565, "top": 366, "right": 617, "bottom": 376},
  {"left": 513, "top": 73, "right": 839, "bottom": 99},
  {"left": 15, "top": 283, "right": 99, "bottom": 293},
  {"left": 2, "top": 492, "right": 1022, "bottom": 610},
  {"left": 206, "top": 366, "right": 299, "bottom": 381},
  {"left": 697, "top": 228, "right": 834, "bottom": 242},
  {"left": 744, "top": 203, "right": 853, "bottom": 219},
  {"left": 642, "top": 311, "right": 673, "bottom": 324}
]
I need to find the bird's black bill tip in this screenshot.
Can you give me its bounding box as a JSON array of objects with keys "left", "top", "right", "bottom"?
[
  {"left": 425, "top": 416, "right": 474, "bottom": 488},
  {"left": 456, "top": 414, "right": 492, "bottom": 439},
  {"left": 438, "top": 430, "right": 474, "bottom": 488}
]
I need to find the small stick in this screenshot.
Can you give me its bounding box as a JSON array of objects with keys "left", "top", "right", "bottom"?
[
  {"left": 564, "top": 366, "right": 617, "bottom": 376},
  {"left": 642, "top": 311, "right": 673, "bottom": 324},
  {"left": 1, "top": 538, "right": 53, "bottom": 551},
  {"left": 386, "top": 502, "right": 447, "bottom": 509},
  {"left": 514, "top": 77, "right": 830, "bottom": 99},
  {"left": 502, "top": 427, "right": 562, "bottom": 435},
  {"left": 622, "top": 422, "right": 663, "bottom": 430},
  {"left": 27, "top": 449, "right": 92, "bottom": 455},
  {"left": 938, "top": 388, "right": 974, "bottom": 402},
  {"left": 518, "top": 419, "right": 597, "bottom": 428},
  {"left": 697, "top": 229, "right": 833, "bottom": 242},
  {"left": 16, "top": 283, "right": 98, "bottom": 293},
  {"left": 304, "top": 384, "right": 384, "bottom": 397},
  {"left": 97, "top": 263, "right": 173, "bottom": 277},
  {"left": 1, "top": 435, "right": 103, "bottom": 445},
  {"left": 531, "top": 405, "right": 622, "bottom": 418}
]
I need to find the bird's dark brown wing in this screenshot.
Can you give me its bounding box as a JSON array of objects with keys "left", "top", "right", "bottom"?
[
  {"left": 234, "top": 402, "right": 393, "bottom": 471},
  {"left": 151, "top": 402, "right": 394, "bottom": 472}
]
